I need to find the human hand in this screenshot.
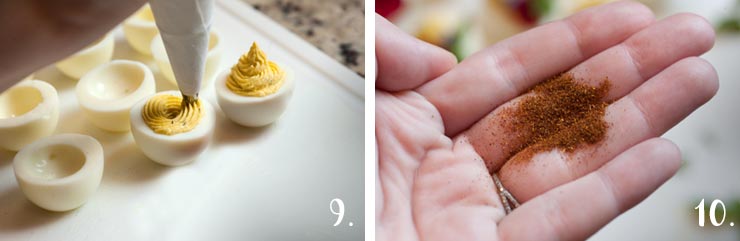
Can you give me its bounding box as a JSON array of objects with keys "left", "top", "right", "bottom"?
[
  {"left": 375, "top": 1, "right": 718, "bottom": 240},
  {"left": 0, "top": 0, "right": 146, "bottom": 91}
]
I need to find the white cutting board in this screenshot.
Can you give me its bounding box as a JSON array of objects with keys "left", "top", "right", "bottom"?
[{"left": 0, "top": 0, "right": 364, "bottom": 240}]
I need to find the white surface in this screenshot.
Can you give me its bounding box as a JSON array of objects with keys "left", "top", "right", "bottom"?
[{"left": 0, "top": 0, "right": 364, "bottom": 240}]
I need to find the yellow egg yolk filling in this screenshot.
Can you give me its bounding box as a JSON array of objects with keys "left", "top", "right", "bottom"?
[
  {"left": 226, "top": 42, "right": 285, "bottom": 97},
  {"left": 142, "top": 94, "right": 202, "bottom": 135}
]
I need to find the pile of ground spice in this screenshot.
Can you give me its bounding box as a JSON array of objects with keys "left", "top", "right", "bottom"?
[{"left": 500, "top": 72, "right": 611, "bottom": 162}]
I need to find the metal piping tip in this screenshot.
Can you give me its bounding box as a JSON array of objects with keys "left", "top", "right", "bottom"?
[{"left": 181, "top": 94, "right": 198, "bottom": 108}]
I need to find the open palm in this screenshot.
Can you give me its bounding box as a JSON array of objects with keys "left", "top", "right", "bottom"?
[{"left": 375, "top": 1, "right": 718, "bottom": 241}]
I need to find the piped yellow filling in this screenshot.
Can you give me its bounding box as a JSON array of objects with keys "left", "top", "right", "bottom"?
[
  {"left": 226, "top": 42, "right": 285, "bottom": 97},
  {"left": 142, "top": 95, "right": 202, "bottom": 135}
]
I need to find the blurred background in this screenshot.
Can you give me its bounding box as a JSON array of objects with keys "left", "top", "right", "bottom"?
[{"left": 377, "top": 0, "right": 740, "bottom": 240}]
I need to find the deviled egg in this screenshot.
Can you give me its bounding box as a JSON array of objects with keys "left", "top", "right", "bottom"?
[
  {"left": 215, "top": 42, "right": 294, "bottom": 127},
  {"left": 0, "top": 80, "right": 59, "bottom": 151},
  {"left": 129, "top": 91, "right": 215, "bottom": 166},
  {"left": 13, "top": 134, "right": 104, "bottom": 212}
]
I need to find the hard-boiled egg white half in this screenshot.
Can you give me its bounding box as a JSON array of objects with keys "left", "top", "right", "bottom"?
[
  {"left": 13, "top": 134, "right": 104, "bottom": 212},
  {"left": 129, "top": 91, "right": 215, "bottom": 166},
  {"left": 0, "top": 80, "right": 59, "bottom": 151}
]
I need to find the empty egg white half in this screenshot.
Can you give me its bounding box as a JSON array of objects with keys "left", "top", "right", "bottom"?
[
  {"left": 56, "top": 32, "right": 115, "bottom": 79},
  {"left": 21, "top": 73, "right": 34, "bottom": 82},
  {"left": 76, "top": 60, "right": 156, "bottom": 132},
  {"left": 123, "top": 4, "right": 158, "bottom": 56},
  {"left": 13, "top": 134, "right": 104, "bottom": 212},
  {"left": 129, "top": 91, "right": 215, "bottom": 166},
  {"left": 150, "top": 30, "right": 223, "bottom": 90},
  {"left": 0, "top": 80, "right": 59, "bottom": 151},
  {"left": 214, "top": 66, "right": 295, "bottom": 127}
]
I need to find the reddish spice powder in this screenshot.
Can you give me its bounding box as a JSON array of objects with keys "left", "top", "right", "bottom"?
[{"left": 499, "top": 72, "right": 611, "bottom": 162}]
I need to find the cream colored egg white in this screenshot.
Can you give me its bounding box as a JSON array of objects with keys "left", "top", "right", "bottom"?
[
  {"left": 76, "top": 60, "right": 156, "bottom": 132},
  {"left": 56, "top": 32, "right": 115, "bottom": 79},
  {"left": 13, "top": 134, "right": 103, "bottom": 212},
  {"left": 0, "top": 80, "right": 59, "bottom": 151},
  {"left": 130, "top": 91, "right": 215, "bottom": 166},
  {"left": 150, "top": 30, "right": 223, "bottom": 90},
  {"left": 123, "top": 3, "right": 159, "bottom": 56},
  {"left": 214, "top": 65, "right": 295, "bottom": 127}
]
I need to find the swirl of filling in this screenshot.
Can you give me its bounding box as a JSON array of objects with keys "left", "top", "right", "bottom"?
[
  {"left": 226, "top": 42, "right": 285, "bottom": 97},
  {"left": 142, "top": 94, "right": 202, "bottom": 135}
]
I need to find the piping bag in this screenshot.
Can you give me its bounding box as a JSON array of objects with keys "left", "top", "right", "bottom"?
[{"left": 149, "top": 0, "right": 214, "bottom": 104}]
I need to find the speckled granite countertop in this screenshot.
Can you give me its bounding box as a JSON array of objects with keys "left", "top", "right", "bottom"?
[{"left": 242, "top": 0, "right": 364, "bottom": 77}]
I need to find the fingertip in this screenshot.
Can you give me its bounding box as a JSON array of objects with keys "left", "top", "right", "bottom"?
[
  {"left": 597, "top": 138, "right": 682, "bottom": 212},
  {"left": 671, "top": 13, "right": 716, "bottom": 52},
  {"left": 588, "top": 0, "right": 656, "bottom": 31},
  {"left": 375, "top": 14, "right": 457, "bottom": 91},
  {"left": 673, "top": 57, "right": 720, "bottom": 104},
  {"left": 424, "top": 41, "right": 458, "bottom": 79},
  {"left": 567, "top": 0, "right": 656, "bottom": 56},
  {"left": 688, "top": 57, "right": 719, "bottom": 102},
  {"left": 613, "top": 0, "right": 656, "bottom": 27},
  {"left": 642, "top": 138, "right": 682, "bottom": 174}
]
